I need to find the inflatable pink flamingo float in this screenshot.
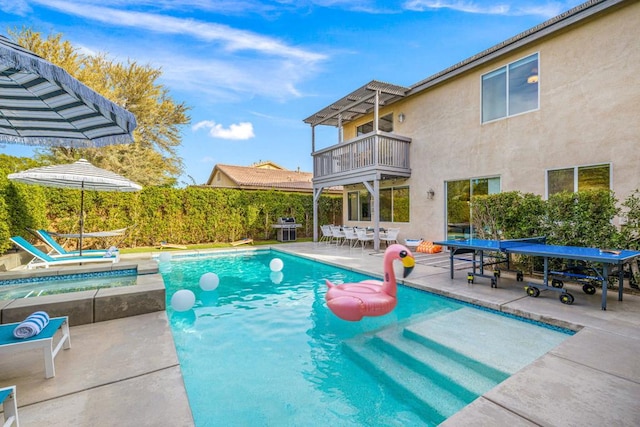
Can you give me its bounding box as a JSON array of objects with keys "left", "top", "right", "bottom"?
[{"left": 325, "top": 244, "right": 416, "bottom": 321}]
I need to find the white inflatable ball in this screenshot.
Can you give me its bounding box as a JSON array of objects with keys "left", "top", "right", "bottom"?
[
  {"left": 199, "top": 272, "right": 220, "bottom": 291},
  {"left": 158, "top": 252, "right": 172, "bottom": 263},
  {"left": 270, "top": 271, "right": 284, "bottom": 285},
  {"left": 270, "top": 258, "right": 284, "bottom": 272},
  {"left": 171, "top": 289, "right": 196, "bottom": 312}
]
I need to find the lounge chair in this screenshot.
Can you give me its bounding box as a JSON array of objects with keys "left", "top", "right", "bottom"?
[
  {"left": 159, "top": 241, "right": 188, "bottom": 250},
  {"left": 0, "top": 385, "right": 19, "bottom": 427},
  {"left": 230, "top": 238, "right": 253, "bottom": 247},
  {"left": 32, "top": 229, "right": 113, "bottom": 256},
  {"left": 0, "top": 316, "right": 71, "bottom": 378},
  {"left": 10, "top": 236, "right": 119, "bottom": 269}
]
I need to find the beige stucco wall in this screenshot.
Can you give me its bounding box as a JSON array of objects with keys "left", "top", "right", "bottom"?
[{"left": 340, "top": 2, "right": 639, "bottom": 243}]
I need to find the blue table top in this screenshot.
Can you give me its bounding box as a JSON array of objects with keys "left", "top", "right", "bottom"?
[{"left": 434, "top": 238, "right": 640, "bottom": 263}]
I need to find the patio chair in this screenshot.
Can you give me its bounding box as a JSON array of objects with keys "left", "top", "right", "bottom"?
[
  {"left": 31, "top": 229, "right": 114, "bottom": 256},
  {"left": 0, "top": 316, "right": 71, "bottom": 379},
  {"left": 355, "top": 227, "right": 374, "bottom": 250},
  {"left": 0, "top": 385, "right": 18, "bottom": 427},
  {"left": 380, "top": 228, "right": 400, "bottom": 247},
  {"left": 329, "top": 225, "right": 345, "bottom": 245},
  {"left": 342, "top": 226, "right": 359, "bottom": 248},
  {"left": 10, "top": 236, "right": 119, "bottom": 269},
  {"left": 319, "top": 225, "right": 333, "bottom": 244}
]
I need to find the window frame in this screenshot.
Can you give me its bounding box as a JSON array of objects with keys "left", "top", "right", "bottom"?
[
  {"left": 380, "top": 185, "right": 410, "bottom": 223},
  {"left": 347, "top": 185, "right": 410, "bottom": 223},
  {"left": 445, "top": 176, "right": 501, "bottom": 239},
  {"left": 481, "top": 52, "right": 540, "bottom": 124},
  {"left": 546, "top": 163, "right": 612, "bottom": 197}
]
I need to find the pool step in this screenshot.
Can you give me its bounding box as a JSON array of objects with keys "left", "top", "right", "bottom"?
[
  {"left": 343, "top": 335, "right": 469, "bottom": 425},
  {"left": 343, "top": 307, "right": 570, "bottom": 424},
  {"left": 374, "top": 327, "right": 509, "bottom": 396},
  {"left": 404, "top": 307, "right": 568, "bottom": 374}
]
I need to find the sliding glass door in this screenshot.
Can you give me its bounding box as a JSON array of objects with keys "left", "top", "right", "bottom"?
[{"left": 446, "top": 177, "right": 500, "bottom": 239}]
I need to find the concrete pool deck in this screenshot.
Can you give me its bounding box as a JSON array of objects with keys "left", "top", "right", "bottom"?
[{"left": 1, "top": 242, "right": 639, "bottom": 426}]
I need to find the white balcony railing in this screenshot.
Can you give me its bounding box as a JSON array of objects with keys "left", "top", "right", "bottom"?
[{"left": 313, "top": 132, "right": 411, "bottom": 180}]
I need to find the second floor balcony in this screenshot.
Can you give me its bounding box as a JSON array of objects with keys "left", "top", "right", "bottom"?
[{"left": 312, "top": 132, "right": 411, "bottom": 187}]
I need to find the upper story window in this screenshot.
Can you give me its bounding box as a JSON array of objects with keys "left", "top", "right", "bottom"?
[
  {"left": 356, "top": 113, "right": 393, "bottom": 136},
  {"left": 547, "top": 163, "right": 611, "bottom": 196},
  {"left": 482, "top": 53, "right": 539, "bottom": 123}
]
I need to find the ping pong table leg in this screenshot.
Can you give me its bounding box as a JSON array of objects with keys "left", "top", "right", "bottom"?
[
  {"left": 449, "top": 250, "right": 454, "bottom": 279},
  {"left": 601, "top": 265, "right": 608, "bottom": 310},
  {"left": 618, "top": 263, "right": 624, "bottom": 302}
]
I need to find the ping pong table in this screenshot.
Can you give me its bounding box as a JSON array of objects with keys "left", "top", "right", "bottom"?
[{"left": 433, "top": 237, "right": 640, "bottom": 310}]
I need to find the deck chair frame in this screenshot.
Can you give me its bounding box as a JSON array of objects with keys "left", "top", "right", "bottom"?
[
  {"left": 29, "top": 229, "right": 111, "bottom": 256},
  {"left": 0, "top": 317, "right": 71, "bottom": 379},
  {"left": 0, "top": 385, "right": 19, "bottom": 427},
  {"left": 10, "top": 236, "right": 119, "bottom": 269}
]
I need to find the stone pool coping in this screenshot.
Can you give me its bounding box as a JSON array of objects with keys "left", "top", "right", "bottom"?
[{"left": 0, "top": 259, "right": 164, "bottom": 326}]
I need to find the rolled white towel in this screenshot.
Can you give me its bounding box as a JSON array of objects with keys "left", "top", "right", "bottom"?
[
  {"left": 13, "top": 311, "right": 50, "bottom": 339},
  {"left": 103, "top": 246, "right": 118, "bottom": 258}
]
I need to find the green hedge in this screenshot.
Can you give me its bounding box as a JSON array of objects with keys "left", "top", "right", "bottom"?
[
  {"left": 0, "top": 183, "right": 342, "bottom": 251},
  {"left": 471, "top": 189, "right": 637, "bottom": 249},
  {"left": 471, "top": 189, "right": 640, "bottom": 276}
]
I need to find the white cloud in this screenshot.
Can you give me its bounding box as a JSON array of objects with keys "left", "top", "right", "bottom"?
[
  {"left": 0, "top": 0, "right": 31, "bottom": 15},
  {"left": 402, "top": 1, "right": 578, "bottom": 18},
  {"left": 20, "top": 0, "right": 327, "bottom": 101},
  {"left": 32, "top": 0, "right": 325, "bottom": 63},
  {"left": 193, "top": 120, "right": 255, "bottom": 140}
]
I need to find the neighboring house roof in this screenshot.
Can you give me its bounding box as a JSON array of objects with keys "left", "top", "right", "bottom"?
[{"left": 204, "top": 163, "right": 342, "bottom": 193}]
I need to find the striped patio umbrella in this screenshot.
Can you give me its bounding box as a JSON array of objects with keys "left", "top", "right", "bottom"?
[
  {"left": 8, "top": 159, "right": 142, "bottom": 254},
  {"left": 0, "top": 35, "right": 136, "bottom": 147}
]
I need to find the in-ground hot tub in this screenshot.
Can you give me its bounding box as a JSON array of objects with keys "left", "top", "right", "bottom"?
[{"left": 0, "top": 261, "right": 165, "bottom": 326}]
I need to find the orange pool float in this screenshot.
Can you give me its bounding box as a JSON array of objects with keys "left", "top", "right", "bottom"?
[{"left": 416, "top": 241, "right": 442, "bottom": 254}]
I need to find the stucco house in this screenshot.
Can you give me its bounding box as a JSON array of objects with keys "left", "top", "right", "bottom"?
[{"left": 304, "top": 0, "right": 639, "bottom": 249}]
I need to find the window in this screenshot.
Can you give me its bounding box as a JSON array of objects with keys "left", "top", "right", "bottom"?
[
  {"left": 380, "top": 186, "right": 410, "bottom": 222},
  {"left": 357, "top": 113, "right": 393, "bottom": 136},
  {"left": 547, "top": 164, "right": 610, "bottom": 196},
  {"left": 347, "top": 190, "right": 371, "bottom": 221},
  {"left": 348, "top": 186, "right": 409, "bottom": 222},
  {"left": 482, "top": 53, "right": 539, "bottom": 123},
  {"left": 446, "top": 177, "right": 500, "bottom": 239}
]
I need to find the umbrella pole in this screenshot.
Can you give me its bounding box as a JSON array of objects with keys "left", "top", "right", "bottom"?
[{"left": 79, "top": 183, "right": 84, "bottom": 256}]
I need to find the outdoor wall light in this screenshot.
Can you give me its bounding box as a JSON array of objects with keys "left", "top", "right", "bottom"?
[
  {"left": 427, "top": 188, "right": 435, "bottom": 199},
  {"left": 398, "top": 112, "right": 405, "bottom": 123}
]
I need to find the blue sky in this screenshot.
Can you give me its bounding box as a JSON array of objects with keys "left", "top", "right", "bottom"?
[{"left": 1, "top": 0, "right": 584, "bottom": 185}]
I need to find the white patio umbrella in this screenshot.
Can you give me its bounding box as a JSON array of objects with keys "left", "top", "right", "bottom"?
[
  {"left": 0, "top": 35, "right": 136, "bottom": 147},
  {"left": 8, "top": 159, "right": 142, "bottom": 255}
]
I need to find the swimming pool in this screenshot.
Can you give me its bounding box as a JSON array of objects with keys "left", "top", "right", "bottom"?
[
  {"left": 0, "top": 269, "right": 137, "bottom": 300},
  {"left": 161, "top": 250, "right": 572, "bottom": 426}
]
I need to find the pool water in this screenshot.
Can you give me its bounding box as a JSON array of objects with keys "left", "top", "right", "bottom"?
[
  {"left": 161, "top": 250, "right": 571, "bottom": 426},
  {"left": 0, "top": 272, "right": 137, "bottom": 300}
]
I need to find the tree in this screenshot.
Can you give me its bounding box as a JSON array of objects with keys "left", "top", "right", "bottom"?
[{"left": 9, "top": 28, "right": 190, "bottom": 187}]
